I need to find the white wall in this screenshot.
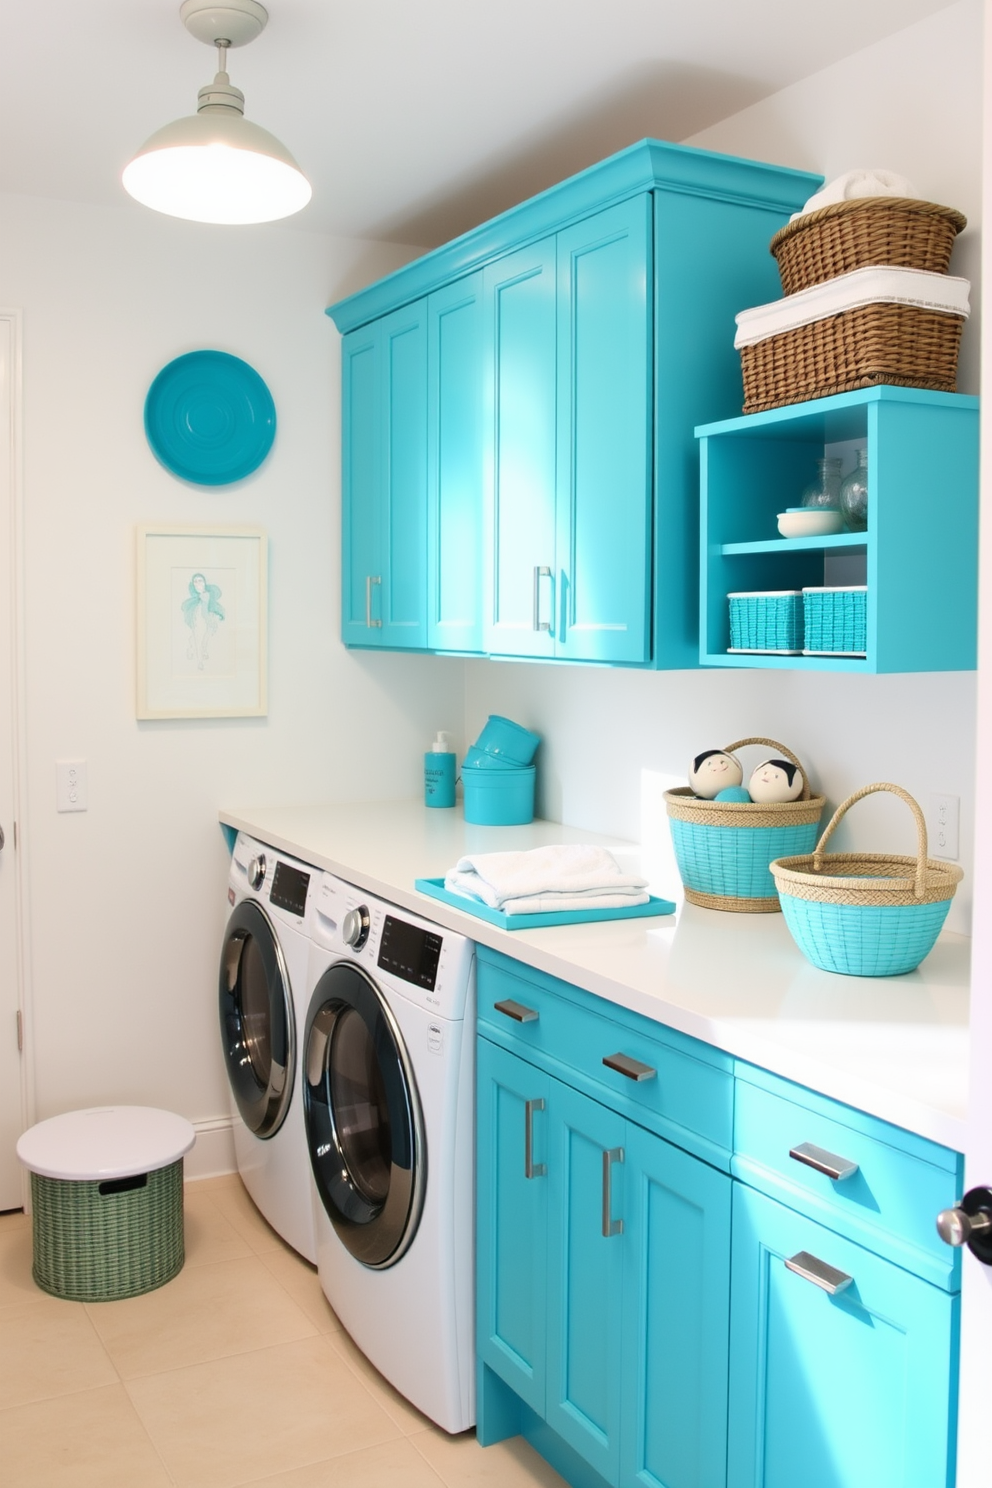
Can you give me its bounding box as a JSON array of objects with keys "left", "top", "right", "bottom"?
[
  {"left": 464, "top": 0, "right": 982, "bottom": 934},
  {"left": 1, "top": 194, "right": 463, "bottom": 1144}
]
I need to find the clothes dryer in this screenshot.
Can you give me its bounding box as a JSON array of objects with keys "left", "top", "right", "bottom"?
[
  {"left": 303, "top": 874, "right": 475, "bottom": 1432},
  {"left": 220, "top": 833, "right": 317, "bottom": 1263}
]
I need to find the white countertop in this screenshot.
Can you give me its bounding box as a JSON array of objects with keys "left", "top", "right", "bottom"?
[{"left": 219, "top": 799, "right": 970, "bottom": 1152}]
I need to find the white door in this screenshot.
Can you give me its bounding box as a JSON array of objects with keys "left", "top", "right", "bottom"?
[
  {"left": 0, "top": 311, "right": 26, "bottom": 1210},
  {"left": 955, "top": 11, "right": 992, "bottom": 1477}
]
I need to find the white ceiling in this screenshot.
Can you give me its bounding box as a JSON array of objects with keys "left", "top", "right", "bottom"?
[{"left": 0, "top": 0, "right": 962, "bottom": 247}]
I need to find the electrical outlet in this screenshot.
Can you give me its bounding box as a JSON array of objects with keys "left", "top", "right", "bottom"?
[
  {"left": 928, "top": 793, "right": 959, "bottom": 860},
  {"left": 56, "top": 759, "right": 88, "bottom": 813}
]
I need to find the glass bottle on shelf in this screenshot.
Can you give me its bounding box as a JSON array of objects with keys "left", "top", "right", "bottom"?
[
  {"left": 800, "top": 456, "right": 842, "bottom": 510},
  {"left": 839, "top": 448, "right": 869, "bottom": 531}
]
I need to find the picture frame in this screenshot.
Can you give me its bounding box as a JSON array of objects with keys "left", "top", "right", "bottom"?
[{"left": 136, "top": 524, "right": 268, "bottom": 719}]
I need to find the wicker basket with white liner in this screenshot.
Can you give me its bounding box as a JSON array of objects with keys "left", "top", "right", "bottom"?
[
  {"left": 665, "top": 738, "right": 825, "bottom": 913},
  {"left": 769, "top": 196, "right": 966, "bottom": 297},
  {"left": 734, "top": 265, "right": 970, "bottom": 415},
  {"left": 770, "top": 782, "right": 963, "bottom": 976}
]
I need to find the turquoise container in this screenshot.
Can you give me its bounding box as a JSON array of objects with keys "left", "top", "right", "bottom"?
[
  {"left": 425, "top": 732, "right": 456, "bottom": 808},
  {"left": 462, "top": 764, "right": 535, "bottom": 825},
  {"left": 668, "top": 817, "right": 821, "bottom": 906},
  {"left": 779, "top": 896, "right": 952, "bottom": 977},
  {"left": 474, "top": 715, "right": 540, "bottom": 765}
]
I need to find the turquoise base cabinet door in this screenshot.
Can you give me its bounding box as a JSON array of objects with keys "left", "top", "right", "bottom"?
[
  {"left": 621, "top": 1123, "right": 731, "bottom": 1488},
  {"left": 341, "top": 302, "right": 428, "bottom": 648},
  {"left": 427, "top": 273, "right": 485, "bottom": 652},
  {"left": 546, "top": 1082, "right": 626, "bottom": 1485},
  {"left": 477, "top": 1038, "right": 551, "bottom": 1417},
  {"left": 727, "top": 1184, "right": 959, "bottom": 1488}
]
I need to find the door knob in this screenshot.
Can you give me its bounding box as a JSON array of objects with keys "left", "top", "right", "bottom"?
[{"left": 936, "top": 1185, "right": 992, "bottom": 1265}]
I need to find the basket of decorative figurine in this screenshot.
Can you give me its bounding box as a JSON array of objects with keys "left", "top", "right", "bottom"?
[
  {"left": 665, "top": 737, "right": 825, "bottom": 913},
  {"left": 769, "top": 197, "right": 967, "bottom": 296},
  {"left": 770, "top": 782, "right": 963, "bottom": 976}
]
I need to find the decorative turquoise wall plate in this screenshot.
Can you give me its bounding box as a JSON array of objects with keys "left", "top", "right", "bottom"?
[{"left": 144, "top": 351, "right": 276, "bottom": 485}]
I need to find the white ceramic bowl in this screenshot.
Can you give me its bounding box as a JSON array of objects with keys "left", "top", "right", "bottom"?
[{"left": 777, "top": 508, "right": 845, "bottom": 539}]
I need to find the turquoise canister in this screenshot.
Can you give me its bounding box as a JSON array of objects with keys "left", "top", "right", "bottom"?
[{"left": 425, "top": 732, "right": 456, "bottom": 808}]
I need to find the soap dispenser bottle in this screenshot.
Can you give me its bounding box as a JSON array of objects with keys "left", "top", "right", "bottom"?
[{"left": 425, "top": 732, "right": 456, "bottom": 808}]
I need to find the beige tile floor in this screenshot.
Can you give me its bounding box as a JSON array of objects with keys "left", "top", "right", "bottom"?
[{"left": 0, "top": 1176, "right": 569, "bottom": 1488}]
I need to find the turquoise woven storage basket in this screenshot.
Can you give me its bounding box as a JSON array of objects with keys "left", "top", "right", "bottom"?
[
  {"left": 728, "top": 591, "right": 804, "bottom": 653},
  {"left": 666, "top": 737, "right": 825, "bottom": 912},
  {"left": 771, "top": 783, "right": 963, "bottom": 976},
  {"left": 802, "top": 586, "right": 867, "bottom": 655}
]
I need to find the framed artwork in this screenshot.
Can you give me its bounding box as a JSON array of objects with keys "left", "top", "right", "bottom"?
[{"left": 136, "top": 524, "right": 268, "bottom": 719}]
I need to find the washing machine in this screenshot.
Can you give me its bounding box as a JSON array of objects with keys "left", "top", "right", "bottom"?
[
  {"left": 303, "top": 873, "right": 476, "bottom": 1432},
  {"left": 219, "top": 832, "right": 318, "bottom": 1263}
]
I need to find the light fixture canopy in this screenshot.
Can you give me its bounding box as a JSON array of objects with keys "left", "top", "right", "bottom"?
[{"left": 123, "top": 0, "right": 311, "bottom": 226}]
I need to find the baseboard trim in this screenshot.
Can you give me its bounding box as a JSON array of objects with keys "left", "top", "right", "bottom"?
[{"left": 186, "top": 1115, "right": 237, "bottom": 1180}]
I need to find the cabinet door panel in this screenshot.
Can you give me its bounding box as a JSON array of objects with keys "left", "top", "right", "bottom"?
[
  {"left": 556, "top": 197, "right": 652, "bottom": 663},
  {"left": 546, "top": 1080, "right": 626, "bottom": 1486},
  {"left": 341, "top": 326, "right": 382, "bottom": 646},
  {"left": 380, "top": 303, "right": 428, "bottom": 647},
  {"left": 621, "top": 1123, "right": 731, "bottom": 1488},
  {"left": 483, "top": 240, "right": 557, "bottom": 658},
  {"left": 477, "top": 1038, "right": 550, "bottom": 1416},
  {"left": 427, "top": 274, "right": 484, "bottom": 652},
  {"left": 728, "top": 1185, "right": 958, "bottom": 1488}
]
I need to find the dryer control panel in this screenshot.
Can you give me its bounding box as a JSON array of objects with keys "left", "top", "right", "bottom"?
[{"left": 310, "top": 873, "right": 474, "bottom": 1021}]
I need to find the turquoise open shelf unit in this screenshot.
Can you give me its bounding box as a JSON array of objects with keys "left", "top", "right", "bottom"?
[{"left": 696, "top": 386, "right": 979, "bottom": 673}]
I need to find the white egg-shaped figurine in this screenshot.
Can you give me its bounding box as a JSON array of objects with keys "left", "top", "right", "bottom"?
[
  {"left": 748, "top": 758, "right": 804, "bottom": 804},
  {"left": 688, "top": 749, "right": 743, "bottom": 799}
]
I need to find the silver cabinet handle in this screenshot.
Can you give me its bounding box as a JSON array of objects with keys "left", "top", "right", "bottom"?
[
  {"left": 365, "top": 575, "right": 382, "bottom": 628},
  {"left": 785, "top": 1250, "right": 853, "bottom": 1295},
  {"left": 494, "top": 998, "right": 539, "bottom": 1023},
  {"left": 789, "top": 1142, "right": 859, "bottom": 1182},
  {"left": 603, "top": 1052, "right": 656, "bottom": 1083},
  {"left": 525, "top": 1098, "right": 546, "bottom": 1179},
  {"left": 602, "top": 1146, "right": 624, "bottom": 1237},
  {"left": 532, "top": 565, "right": 552, "bottom": 631}
]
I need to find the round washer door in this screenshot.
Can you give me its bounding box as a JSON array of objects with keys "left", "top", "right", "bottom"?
[
  {"left": 304, "top": 962, "right": 425, "bottom": 1270},
  {"left": 219, "top": 900, "right": 295, "bottom": 1138}
]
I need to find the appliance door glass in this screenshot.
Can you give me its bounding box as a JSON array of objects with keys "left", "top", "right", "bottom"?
[
  {"left": 304, "top": 962, "right": 424, "bottom": 1269},
  {"left": 219, "top": 900, "right": 294, "bottom": 1138}
]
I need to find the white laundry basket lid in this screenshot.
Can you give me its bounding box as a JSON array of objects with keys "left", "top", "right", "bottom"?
[{"left": 16, "top": 1106, "right": 195, "bottom": 1181}]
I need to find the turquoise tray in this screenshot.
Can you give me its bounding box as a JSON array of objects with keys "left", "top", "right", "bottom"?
[
  {"left": 144, "top": 350, "right": 276, "bottom": 486},
  {"left": 414, "top": 877, "right": 675, "bottom": 930}
]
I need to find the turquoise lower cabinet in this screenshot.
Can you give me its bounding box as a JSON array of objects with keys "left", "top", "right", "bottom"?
[
  {"left": 727, "top": 1184, "right": 959, "bottom": 1488},
  {"left": 478, "top": 1011, "right": 732, "bottom": 1488},
  {"left": 545, "top": 1080, "right": 626, "bottom": 1483},
  {"left": 621, "top": 1123, "right": 732, "bottom": 1488},
  {"left": 477, "top": 1037, "right": 550, "bottom": 1416}
]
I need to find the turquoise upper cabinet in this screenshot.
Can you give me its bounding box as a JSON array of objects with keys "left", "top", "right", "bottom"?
[
  {"left": 341, "top": 302, "right": 428, "bottom": 648},
  {"left": 427, "top": 273, "right": 486, "bottom": 652},
  {"left": 329, "top": 140, "right": 822, "bottom": 665},
  {"left": 555, "top": 199, "right": 653, "bottom": 663},
  {"left": 483, "top": 240, "right": 558, "bottom": 658}
]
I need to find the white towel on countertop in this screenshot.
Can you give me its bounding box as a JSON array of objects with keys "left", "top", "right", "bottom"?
[
  {"left": 792, "top": 168, "right": 920, "bottom": 221},
  {"left": 444, "top": 845, "right": 649, "bottom": 914}
]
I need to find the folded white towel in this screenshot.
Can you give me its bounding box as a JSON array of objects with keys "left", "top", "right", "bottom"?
[
  {"left": 473, "top": 889, "right": 651, "bottom": 916},
  {"left": 792, "top": 169, "right": 920, "bottom": 221},
  {"left": 444, "top": 845, "right": 648, "bottom": 911}
]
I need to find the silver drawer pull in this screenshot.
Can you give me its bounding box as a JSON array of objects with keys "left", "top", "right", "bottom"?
[
  {"left": 494, "top": 998, "right": 539, "bottom": 1023},
  {"left": 602, "top": 1146, "right": 624, "bottom": 1237},
  {"left": 785, "top": 1250, "right": 853, "bottom": 1295},
  {"left": 789, "top": 1142, "right": 859, "bottom": 1182},
  {"left": 524, "top": 1098, "right": 546, "bottom": 1179},
  {"left": 603, "top": 1052, "right": 656, "bottom": 1083}
]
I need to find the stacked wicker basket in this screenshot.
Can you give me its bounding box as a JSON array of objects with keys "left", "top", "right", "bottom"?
[{"left": 736, "top": 195, "right": 969, "bottom": 413}]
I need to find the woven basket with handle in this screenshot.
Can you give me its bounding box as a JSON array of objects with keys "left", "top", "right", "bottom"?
[
  {"left": 770, "top": 197, "right": 966, "bottom": 297},
  {"left": 665, "top": 737, "right": 825, "bottom": 913},
  {"left": 771, "top": 782, "right": 963, "bottom": 976}
]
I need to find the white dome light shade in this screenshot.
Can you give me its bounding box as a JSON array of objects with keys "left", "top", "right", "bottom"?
[{"left": 123, "top": 110, "right": 311, "bottom": 225}]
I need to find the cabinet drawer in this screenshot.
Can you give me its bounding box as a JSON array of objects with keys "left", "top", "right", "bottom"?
[
  {"left": 478, "top": 951, "right": 733, "bottom": 1169},
  {"left": 734, "top": 1067, "right": 962, "bottom": 1290}
]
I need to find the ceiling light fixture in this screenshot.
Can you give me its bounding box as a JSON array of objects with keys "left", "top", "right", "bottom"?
[{"left": 122, "top": 0, "right": 311, "bottom": 225}]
